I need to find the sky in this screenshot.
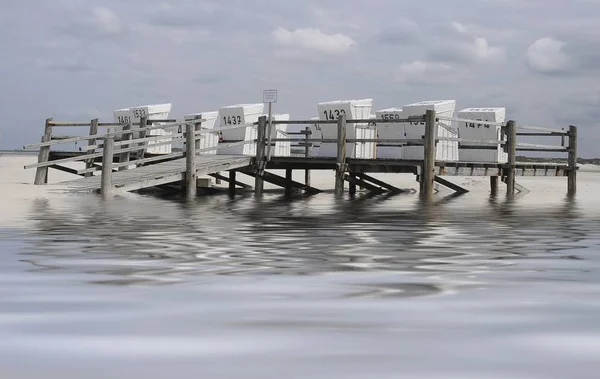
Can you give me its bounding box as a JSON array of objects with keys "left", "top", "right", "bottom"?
[{"left": 1, "top": 0, "right": 599, "bottom": 156}]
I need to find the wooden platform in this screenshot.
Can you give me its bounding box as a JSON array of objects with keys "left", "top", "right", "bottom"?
[
  {"left": 61, "top": 155, "right": 253, "bottom": 194},
  {"left": 267, "top": 157, "right": 572, "bottom": 177}
]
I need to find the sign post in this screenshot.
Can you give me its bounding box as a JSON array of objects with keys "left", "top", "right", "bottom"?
[{"left": 263, "top": 89, "right": 278, "bottom": 161}]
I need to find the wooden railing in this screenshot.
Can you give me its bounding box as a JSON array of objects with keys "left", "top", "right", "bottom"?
[
  {"left": 256, "top": 112, "right": 577, "bottom": 197},
  {"left": 25, "top": 112, "right": 577, "bottom": 198},
  {"left": 23, "top": 117, "right": 255, "bottom": 196}
]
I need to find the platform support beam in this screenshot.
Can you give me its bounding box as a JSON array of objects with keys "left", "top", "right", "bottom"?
[
  {"left": 420, "top": 110, "right": 437, "bottom": 198},
  {"left": 505, "top": 120, "right": 517, "bottom": 197},
  {"left": 490, "top": 176, "right": 499, "bottom": 196},
  {"left": 348, "top": 173, "right": 357, "bottom": 196},
  {"left": 255, "top": 116, "right": 267, "bottom": 197},
  {"left": 434, "top": 175, "right": 469, "bottom": 194},
  {"left": 355, "top": 173, "right": 404, "bottom": 193},
  {"left": 228, "top": 170, "right": 236, "bottom": 196},
  {"left": 304, "top": 127, "right": 311, "bottom": 188},
  {"left": 567, "top": 125, "right": 577, "bottom": 196},
  {"left": 100, "top": 135, "right": 114, "bottom": 196},
  {"left": 285, "top": 168, "right": 293, "bottom": 197},
  {"left": 335, "top": 114, "right": 347, "bottom": 197},
  {"left": 185, "top": 122, "right": 197, "bottom": 198}
]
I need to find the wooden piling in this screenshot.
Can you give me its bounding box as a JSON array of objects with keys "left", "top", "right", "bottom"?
[
  {"left": 34, "top": 118, "right": 53, "bottom": 185},
  {"left": 334, "top": 114, "right": 347, "bottom": 197},
  {"left": 185, "top": 122, "right": 197, "bottom": 198},
  {"left": 285, "top": 168, "right": 293, "bottom": 197},
  {"left": 505, "top": 120, "right": 517, "bottom": 197},
  {"left": 255, "top": 116, "right": 267, "bottom": 197},
  {"left": 490, "top": 176, "right": 499, "bottom": 196},
  {"left": 420, "top": 110, "right": 437, "bottom": 197},
  {"left": 229, "top": 170, "right": 236, "bottom": 196},
  {"left": 567, "top": 125, "right": 578, "bottom": 196},
  {"left": 84, "top": 119, "right": 99, "bottom": 177},
  {"left": 100, "top": 135, "right": 114, "bottom": 196},
  {"left": 348, "top": 173, "right": 357, "bottom": 196},
  {"left": 304, "top": 126, "right": 311, "bottom": 188}
]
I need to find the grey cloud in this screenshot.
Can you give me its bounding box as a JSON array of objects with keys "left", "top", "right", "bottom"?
[
  {"left": 43, "top": 60, "right": 94, "bottom": 73},
  {"left": 371, "top": 21, "right": 422, "bottom": 46},
  {"left": 60, "top": 6, "right": 130, "bottom": 39},
  {"left": 1, "top": 0, "right": 600, "bottom": 157}
]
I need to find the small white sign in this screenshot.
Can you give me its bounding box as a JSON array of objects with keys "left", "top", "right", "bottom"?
[{"left": 263, "top": 89, "right": 278, "bottom": 103}]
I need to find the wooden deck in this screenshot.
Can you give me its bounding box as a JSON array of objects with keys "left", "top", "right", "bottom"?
[
  {"left": 267, "top": 157, "right": 572, "bottom": 177},
  {"left": 62, "top": 154, "right": 253, "bottom": 194}
]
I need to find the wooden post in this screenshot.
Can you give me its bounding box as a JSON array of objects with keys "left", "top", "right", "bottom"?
[
  {"left": 285, "top": 168, "right": 293, "bottom": 197},
  {"left": 185, "top": 122, "right": 197, "bottom": 198},
  {"left": 255, "top": 116, "right": 267, "bottom": 197},
  {"left": 193, "top": 117, "right": 202, "bottom": 151},
  {"left": 349, "top": 173, "right": 357, "bottom": 196},
  {"left": 490, "top": 176, "right": 499, "bottom": 196},
  {"left": 505, "top": 120, "right": 517, "bottom": 197},
  {"left": 118, "top": 122, "right": 132, "bottom": 171},
  {"left": 420, "top": 110, "right": 437, "bottom": 197},
  {"left": 304, "top": 126, "right": 311, "bottom": 188},
  {"left": 137, "top": 116, "right": 148, "bottom": 166},
  {"left": 567, "top": 125, "right": 578, "bottom": 196},
  {"left": 34, "top": 118, "right": 53, "bottom": 185},
  {"left": 228, "top": 170, "right": 236, "bottom": 197},
  {"left": 100, "top": 135, "right": 114, "bottom": 196},
  {"left": 334, "top": 114, "right": 347, "bottom": 196},
  {"left": 84, "top": 118, "right": 99, "bottom": 177}
]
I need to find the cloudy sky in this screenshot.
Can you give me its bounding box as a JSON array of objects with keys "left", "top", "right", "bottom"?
[{"left": 1, "top": 0, "right": 599, "bottom": 156}]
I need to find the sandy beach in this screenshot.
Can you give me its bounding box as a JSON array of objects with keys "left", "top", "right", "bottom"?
[{"left": 2, "top": 152, "right": 600, "bottom": 228}]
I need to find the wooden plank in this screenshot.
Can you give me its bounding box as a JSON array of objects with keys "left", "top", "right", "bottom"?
[
  {"left": 501, "top": 176, "right": 530, "bottom": 194},
  {"left": 49, "top": 164, "right": 83, "bottom": 177},
  {"left": 434, "top": 176, "right": 469, "bottom": 194},
  {"left": 24, "top": 122, "right": 179, "bottom": 150},
  {"left": 208, "top": 173, "right": 252, "bottom": 189},
  {"left": 355, "top": 173, "right": 405, "bottom": 193},
  {"left": 517, "top": 124, "right": 566, "bottom": 134},
  {"left": 63, "top": 155, "right": 253, "bottom": 193},
  {"left": 343, "top": 174, "right": 385, "bottom": 194},
  {"left": 241, "top": 170, "right": 322, "bottom": 195},
  {"left": 78, "top": 152, "right": 185, "bottom": 175}
]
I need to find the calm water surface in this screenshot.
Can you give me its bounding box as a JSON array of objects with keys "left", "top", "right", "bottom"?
[{"left": 1, "top": 185, "right": 600, "bottom": 378}]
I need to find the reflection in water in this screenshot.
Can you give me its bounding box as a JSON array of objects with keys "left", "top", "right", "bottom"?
[
  {"left": 20, "top": 191, "right": 594, "bottom": 288},
  {"left": 1, "top": 187, "right": 599, "bottom": 379}
]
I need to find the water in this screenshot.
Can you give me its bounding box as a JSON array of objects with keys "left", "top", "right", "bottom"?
[{"left": 2, "top": 155, "right": 600, "bottom": 378}]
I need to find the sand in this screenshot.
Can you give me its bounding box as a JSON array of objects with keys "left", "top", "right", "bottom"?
[{"left": 2, "top": 152, "right": 599, "bottom": 228}]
